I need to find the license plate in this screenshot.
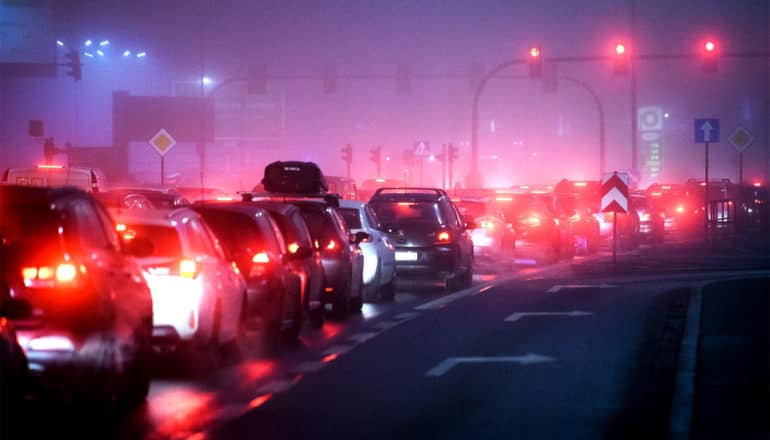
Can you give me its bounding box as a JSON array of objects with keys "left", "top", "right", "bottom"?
[{"left": 395, "top": 251, "right": 418, "bottom": 262}]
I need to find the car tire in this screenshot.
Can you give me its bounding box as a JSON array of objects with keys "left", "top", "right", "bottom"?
[
  {"left": 380, "top": 279, "right": 396, "bottom": 302},
  {"left": 331, "top": 277, "right": 352, "bottom": 319},
  {"left": 282, "top": 290, "right": 303, "bottom": 342},
  {"left": 263, "top": 289, "right": 284, "bottom": 351},
  {"left": 308, "top": 306, "right": 324, "bottom": 329},
  {"left": 119, "top": 321, "right": 152, "bottom": 409},
  {"left": 461, "top": 265, "right": 473, "bottom": 289}
]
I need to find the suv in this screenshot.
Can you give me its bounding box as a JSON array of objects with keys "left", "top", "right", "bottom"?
[
  {"left": 368, "top": 188, "right": 474, "bottom": 291},
  {"left": 0, "top": 186, "right": 152, "bottom": 405}
]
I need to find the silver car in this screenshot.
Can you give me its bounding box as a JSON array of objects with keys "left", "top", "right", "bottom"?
[{"left": 338, "top": 200, "right": 397, "bottom": 302}]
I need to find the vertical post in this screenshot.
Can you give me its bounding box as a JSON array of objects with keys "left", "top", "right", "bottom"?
[
  {"left": 376, "top": 145, "right": 382, "bottom": 178},
  {"left": 346, "top": 157, "right": 351, "bottom": 181},
  {"left": 160, "top": 155, "right": 165, "bottom": 186},
  {"left": 705, "top": 142, "right": 710, "bottom": 243},
  {"left": 419, "top": 155, "right": 424, "bottom": 186},
  {"left": 442, "top": 144, "right": 448, "bottom": 189},
  {"left": 629, "top": 0, "right": 638, "bottom": 177},
  {"left": 612, "top": 211, "right": 617, "bottom": 264},
  {"left": 448, "top": 144, "right": 454, "bottom": 192},
  {"left": 738, "top": 151, "right": 743, "bottom": 185}
]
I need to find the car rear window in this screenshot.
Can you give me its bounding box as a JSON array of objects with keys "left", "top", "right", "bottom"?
[
  {"left": 124, "top": 224, "right": 182, "bottom": 257},
  {"left": 0, "top": 203, "right": 61, "bottom": 248},
  {"left": 369, "top": 201, "right": 442, "bottom": 227},
  {"left": 299, "top": 209, "right": 339, "bottom": 242},
  {"left": 339, "top": 208, "right": 362, "bottom": 229},
  {"left": 198, "top": 210, "right": 275, "bottom": 257}
]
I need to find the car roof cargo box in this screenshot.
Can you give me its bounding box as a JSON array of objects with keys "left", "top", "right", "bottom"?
[{"left": 262, "top": 161, "right": 329, "bottom": 195}]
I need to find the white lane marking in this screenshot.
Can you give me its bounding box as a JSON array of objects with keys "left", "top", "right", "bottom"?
[
  {"left": 394, "top": 311, "right": 421, "bottom": 320},
  {"left": 373, "top": 320, "right": 401, "bottom": 330},
  {"left": 546, "top": 284, "right": 616, "bottom": 293},
  {"left": 321, "top": 344, "right": 355, "bottom": 355},
  {"left": 348, "top": 332, "right": 378, "bottom": 343},
  {"left": 256, "top": 379, "right": 297, "bottom": 394},
  {"left": 292, "top": 361, "right": 327, "bottom": 373},
  {"left": 668, "top": 285, "right": 703, "bottom": 436},
  {"left": 505, "top": 310, "right": 593, "bottom": 322},
  {"left": 425, "top": 353, "right": 555, "bottom": 377},
  {"left": 414, "top": 285, "right": 483, "bottom": 311},
  {"left": 478, "top": 285, "right": 494, "bottom": 293}
]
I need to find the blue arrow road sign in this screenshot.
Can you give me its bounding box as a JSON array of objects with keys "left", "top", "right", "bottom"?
[{"left": 694, "top": 118, "right": 720, "bottom": 143}]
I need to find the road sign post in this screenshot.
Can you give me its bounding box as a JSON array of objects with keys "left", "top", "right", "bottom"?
[
  {"left": 695, "top": 118, "right": 720, "bottom": 244},
  {"left": 728, "top": 126, "right": 754, "bottom": 185},
  {"left": 148, "top": 128, "right": 178, "bottom": 186},
  {"left": 601, "top": 171, "right": 629, "bottom": 265}
]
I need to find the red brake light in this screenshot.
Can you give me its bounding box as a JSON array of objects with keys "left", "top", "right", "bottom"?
[
  {"left": 527, "top": 215, "right": 541, "bottom": 227},
  {"left": 288, "top": 242, "right": 299, "bottom": 254},
  {"left": 56, "top": 263, "right": 77, "bottom": 282},
  {"left": 36, "top": 164, "right": 63, "bottom": 169},
  {"left": 436, "top": 231, "right": 451, "bottom": 243},
  {"left": 676, "top": 205, "right": 685, "bottom": 214},
  {"left": 325, "top": 240, "right": 337, "bottom": 251},
  {"left": 481, "top": 221, "right": 494, "bottom": 230},
  {"left": 22, "top": 263, "right": 81, "bottom": 286},
  {"left": 252, "top": 252, "right": 270, "bottom": 264},
  {"left": 179, "top": 259, "right": 197, "bottom": 279},
  {"left": 574, "top": 182, "right": 587, "bottom": 187}
]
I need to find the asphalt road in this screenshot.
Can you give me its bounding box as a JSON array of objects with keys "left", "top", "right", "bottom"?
[{"left": 6, "top": 229, "right": 769, "bottom": 440}]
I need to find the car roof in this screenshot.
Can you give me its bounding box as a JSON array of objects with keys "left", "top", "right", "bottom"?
[
  {"left": 0, "top": 184, "right": 89, "bottom": 205},
  {"left": 338, "top": 199, "right": 365, "bottom": 209},
  {"left": 111, "top": 207, "right": 200, "bottom": 227},
  {"left": 193, "top": 202, "right": 271, "bottom": 219}
]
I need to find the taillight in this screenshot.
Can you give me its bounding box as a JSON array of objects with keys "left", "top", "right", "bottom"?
[
  {"left": 325, "top": 240, "right": 337, "bottom": 251},
  {"left": 287, "top": 242, "right": 299, "bottom": 254},
  {"left": 569, "top": 213, "right": 581, "bottom": 222},
  {"left": 676, "top": 205, "right": 685, "bottom": 214},
  {"left": 252, "top": 252, "right": 270, "bottom": 264},
  {"left": 639, "top": 213, "right": 651, "bottom": 222},
  {"left": 480, "top": 220, "right": 495, "bottom": 230},
  {"left": 527, "top": 215, "right": 541, "bottom": 227},
  {"left": 435, "top": 230, "right": 452, "bottom": 244},
  {"left": 179, "top": 259, "right": 198, "bottom": 279},
  {"left": 22, "top": 263, "right": 82, "bottom": 287}
]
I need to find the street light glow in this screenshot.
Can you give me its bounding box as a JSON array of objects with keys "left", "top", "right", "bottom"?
[
  {"left": 99, "top": 40, "right": 110, "bottom": 47},
  {"left": 201, "top": 76, "right": 214, "bottom": 85},
  {"left": 96, "top": 50, "right": 105, "bottom": 56},
  {"left": 84, "top": 51, "right": 94, "bottom": 58},
  {"left": 704, "top": 41, "right": 715, "bottom": 52},
  {"left": 84, "top": 39, "right": 92, "bottom": 47},
  {"left": 56, "top": 40, "right": 64, "bottom": 47},
  {"left": 529, "top": 47, "right": 540, "bottom": 58},
  {"left": 123, "top": 50, "right": 131, "bottom": 57},
  {"left": 615, "top": 43, "right": 625, "bottom": 54},
  {"left": 136, "top": 51, "right": 146, "bottom": 58}
]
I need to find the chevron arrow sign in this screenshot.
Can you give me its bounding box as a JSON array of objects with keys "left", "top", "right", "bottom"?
[{"left": 601, "top": 172, "right": 629, "bottom": 213}]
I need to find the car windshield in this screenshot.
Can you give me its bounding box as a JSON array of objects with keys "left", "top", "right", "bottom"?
[
  {"left": 0, "top": 203, "right": 61, "bottom": 252},
  {"left": 369, "top": 201, "right": 442, "bottom": 227},
  {"left": 299, "top": 209, "right": 339, "bottom": 243},
  {"left": 197, "top": 210, "right": 272, "bottom": 259},
  {"left": 123, "top": 224, "right": 182, "bottom": 257}
]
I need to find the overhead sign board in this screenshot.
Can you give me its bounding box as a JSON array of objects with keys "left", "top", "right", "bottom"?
[
  {"left": 694, "top": 118, "right": 720, "bottom": 143},
  {"left": 728, "top": 126, "right": 754, "bottom": 153},
  {"left": 148, "top": 128, "right": 177, "bottom": 157},
  {"left": 601, "top": 172, "right": 629, "bottom": 214}
]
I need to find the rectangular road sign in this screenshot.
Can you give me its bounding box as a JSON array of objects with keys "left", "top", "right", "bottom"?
[
  {"left": 601, "top": 172, "right": 629, "bottom": 213},
  {"left": 694, "top": 118, "right": 720, "bottom": 143}
]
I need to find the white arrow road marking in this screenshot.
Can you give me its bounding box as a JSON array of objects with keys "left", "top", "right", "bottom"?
[
  {"left": 701, "top": 120, "right": 713, "bottom": 142},
  {"left": 425, "top": 353, "right": 555, "bottom": 377},
  {"left": 504, "top": 310, "right": 593, "bottom": 322},
  {"left": 546, "top": 284, "right": 615, "bottom": 293}
]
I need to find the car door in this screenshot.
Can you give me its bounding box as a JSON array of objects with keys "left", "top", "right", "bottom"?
[
  {"left": 443, "top": 200, "right": 473, "bottom": 270},
  {"left": 364, "top": 204, "right": 395, "bottom": 281},
  {"left": 329, "top": 207, "right": 363, "bottom": 299}
]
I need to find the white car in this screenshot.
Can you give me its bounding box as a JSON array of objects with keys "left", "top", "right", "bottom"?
[
  {"left": 338, "top": 200, "right": 396, "bottom": 301},
  {"left": 113, "top": 208, "right": 246, "bottom": 359}
]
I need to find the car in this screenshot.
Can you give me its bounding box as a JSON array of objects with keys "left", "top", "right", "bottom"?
[
  {"left": 94, "top": 191, "right": 155, "bottom": 210},
  {"left": 0, "top": 293, "right": 28, "bottom": 431},
  {"left": 0, "top": 186, "right": 152, "bottom": 406},
  {"left": 647, "top": 183, "right": 699, "bottom": 232},
  {"left": 491, "top": 192, "right": 563, "bottom": 264},
  {"left": 108, "top": 186, "right": 190, "bottom": 209},
  {"left": 192, "top": 204, "right": 304, "bottom": 346},
  {"left": 291, "top": 200, "right": 367, "bottom": 318},
  {"left": 338, "top": 199, "right": 397, "bottom": 302},
  {"left": 631, "top": 193, "right": 665, "bottom": 243},
  {"left": 244, "top": 200, "right": 326, "bottom": 327},
  {"left": 551, "top": 191, "right": 601, "bottom": 255},
  {"left": 112, "top": 208, "right": 246, "bottom": 362},
  {"left": 2, "top": 164, "right": 108, "bottom": 193},
  {"left": 454, "top": 197, "right": 516, "bottom": 266},
  {"left": 368, "top": 188, "right": 474, "bottom": 291}
]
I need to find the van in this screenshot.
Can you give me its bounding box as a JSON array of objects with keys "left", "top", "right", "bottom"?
[{"left": 1, "top": 164, "right": 107, "bottom": 193}]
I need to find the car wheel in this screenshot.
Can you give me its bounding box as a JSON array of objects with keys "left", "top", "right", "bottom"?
[
  {"left": 445, "top": 272, "right": 460, "bottom": 292},
  {"left": 282, "top": 289, "right": 303, "bottom": 342},
  {"left": 308, "top": 305, "right": 324, "bottom": 329},
  {"left": 119, "top": 321, "right": 152, "bottom": 409},
  {"left": 351, "top": 280, "right": 364, "bottom": 312},
  {"left": 263, "top": 289, "right": 284, "bottom": 351},
  {"left": 381, "top": 279, "right": 396, "bottom": 302},
  {"left": 331, "top": 277, "right": 352, "bottom": 319},
  {"left": 461, "top": 265, "right": 473, "bottom": 289}
]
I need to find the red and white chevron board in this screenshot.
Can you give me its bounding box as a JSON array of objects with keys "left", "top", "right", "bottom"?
[{"left": 601, "top": 172, "right": 629, "bottom": 213}]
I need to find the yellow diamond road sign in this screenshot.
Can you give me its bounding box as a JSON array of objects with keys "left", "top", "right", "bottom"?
[
  {"left": 728, "top": 127, "right": 754, "bottom": 153},
  {"left": 148, "top": 128, "right": 177, "bottom": 157}
]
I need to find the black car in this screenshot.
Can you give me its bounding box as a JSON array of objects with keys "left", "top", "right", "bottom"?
[
  {"left": 193, "top": 204, "right": 304, "bottom": 345},
  {"left": 246, "top": 200, "right": 326, "bottom": 327},
  {"left": 0, "top": 186, "right": 153, "bottom": 406},
  {"left": 368, "top": 188, "right": 474, "bottom": 291},
  {"left": 0, "top": 293, "right": 27, "bottom": 430}
]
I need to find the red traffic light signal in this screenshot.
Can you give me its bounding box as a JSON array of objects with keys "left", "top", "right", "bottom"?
[
  {"left": 528, "top": 46, "right": 543, "bottom": 78},
  {"left": 701, "top": 40, "right": 718, "bottom": 73},
  {"left": 613, "top": 42, "right": 629, "bottom": 75}
]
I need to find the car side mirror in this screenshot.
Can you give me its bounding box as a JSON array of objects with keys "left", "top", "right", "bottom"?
[
  {"left": 0, "top": 297, "right": 32, "bottom": 320},
  {"left": 122, "top": 236, "right": 154, "bottom": 258},
  {"left": 351, "top": 231, "right": 371, "bottom": 244}
]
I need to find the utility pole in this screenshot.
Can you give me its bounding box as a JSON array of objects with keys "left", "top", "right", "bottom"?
[{"left": 630, "top": 0, "right": 639, "bottom": 178}]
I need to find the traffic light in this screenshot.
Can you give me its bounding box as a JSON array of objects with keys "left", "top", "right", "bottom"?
[
  {"left": 528, "top": 46, "right": 543, "bottom": 78},
  {"left": 323, "top": 64, "right": 337, "bottom": 94},
  {"left": 65, "top": 49, "right": 81, "bottom": 82},
  {"left": 341, "top": 144, "right": 353, "bottom": 163},
  {"left": 613, "top": 43, "right": 629, "bottom": 75},
  {"left": 248, "top": 64, "right": 267, "bottom": 94},
  {"left": 702, "top": 40, "right": 718, "bottom": 73},
  {"left": 370, "top": 145, "right": 381, "bottom": 176},
  {"left": 449, "top": 144, "right": 459, "bottom": 161},
  {"left": 396, "top": 62, "right": 412, "bottom": 93}
]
